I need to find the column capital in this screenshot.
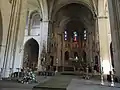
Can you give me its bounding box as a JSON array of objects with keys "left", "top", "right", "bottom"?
[
  {"left": 42, "top": 20, "right": 49, "bottom": 22},
  {"left": 97, "top": 16, "right": 108, "bottom": 19},
  {"left": 42, "top": 20, "right": 54, "bottom": 24}
]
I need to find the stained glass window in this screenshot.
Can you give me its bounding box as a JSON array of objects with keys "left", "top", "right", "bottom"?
[
  {"left": 73, "top": 31, "right": 78, "bottom": 42},
  {"left": 84, "top": 30, "right": 87, "bottom": 40},
  {"left": 64, "top": 31, "right": 67, "bottom": 41}
]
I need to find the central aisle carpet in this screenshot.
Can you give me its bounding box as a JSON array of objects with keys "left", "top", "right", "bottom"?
[{"left": 32, "top": 75, "right": 73, "bottom": 90}]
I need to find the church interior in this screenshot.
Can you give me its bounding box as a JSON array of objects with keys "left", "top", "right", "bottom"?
[{"left": 0, "top": 0, "right": 120, "bottom": 84}]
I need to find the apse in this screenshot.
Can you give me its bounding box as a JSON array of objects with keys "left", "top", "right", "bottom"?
[
  {"left": 51, "top": 3, "right": 95, "bottom": 72},
  {"left": 53, "top": 3, "right": 94, "bottom": 27}
]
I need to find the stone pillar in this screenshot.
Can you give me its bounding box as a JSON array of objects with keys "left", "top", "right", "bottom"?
[
  {"left": 98, "top": 0, "right": 112, "bottom": 74},
  {"left": 57, "top": 34, "right": 61, "bottom": 66},
  {"left": 89, "top": 27, "right": 95, "bottom": 67},
  {"left": 37, "top": 56, "right": 42, "bottom": 71},
  {"left": 37, "top": 20, "right": 49, "bottom": 71},
  {"left": 87, "top": 31, "right": 92, "bottom": 64},
  {"left": 108, "top": 0, "right": 120, "bottom": 77},
  {"left": 41, "top": 21, "right": 49, "bottom": 49},
  {"left": 11, "top": 0, "right": 27, "bottom": 73},
  {"left": 61, "top": 31, "right": 64, "bottom": 71},
  {"left": 2, "top": 0, "right": 25, "bottom": 77},
  {"left": 86, "top": 26, "right": 93, "bottom": 66},
  {"left": 94, "top": 19, "right": 100, "bottom": 71},
  {"left": 53, "top": 26, "right": 61, "bottom": 67}
]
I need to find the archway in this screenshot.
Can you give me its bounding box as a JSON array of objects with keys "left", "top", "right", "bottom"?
[
  {"left": 74, "top": 52, "right": 78, "bottom": 58},
  {"left": 64, "top": 51, "right": 69, "bottom": 61},
  {"left": 23, "top": 38, "right": 39, "bottom": 71},
  {"left": 50, "top": 3, "right": 95, "bottom": 71},
  {"left": 0, "top": 10, "right": 3, "bottom": 52}
]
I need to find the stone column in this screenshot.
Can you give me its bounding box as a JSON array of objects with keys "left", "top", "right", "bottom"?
[
  {"left": 53, "top": 26, "right": 61, "bottom": 67},
  {"left": 89, "top": 26, "right": 95, "bottom": 68},
  {"left": 108, "top": 0, "right": 120, "bottom": 77},
  {"left": 37, "top": 56, "right": 42, "bottom": 71},
  {"left": 95, "top": 19, "right": 101, "bottom": 72},
  {"left": 61, "top": 31, "right": 64, "bottom": 71},
  {"left": 86, "top": 26, "right": 93, "bottom": 66},
  {"left": 11, "top": 0, "right": 27, "bottom": 73},
  {"left": 37, "top": 20, "right": 49, "bottom": 71},
  {"left": 98, "top": 0, "right": 112, "bottom": 74},
  {"left": 2, "top": 0, "right": 25, "bottom": 77},
  {"left": 86, "top": 29, "right": 89, "bottom": 65}
]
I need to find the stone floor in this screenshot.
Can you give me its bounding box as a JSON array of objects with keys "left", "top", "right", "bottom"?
[
  {"left": 0, "top": 76, "right": 120, "bottom": 90},
  {"left": 68, "top": 79, "right": 120, "bottom": 90},
  {"left": 0, "top": 76, "right": 51, "bottom": 90}
]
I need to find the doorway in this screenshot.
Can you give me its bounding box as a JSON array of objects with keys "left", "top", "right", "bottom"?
[
  {"left": 23, "top": 38, "right": 39, "bottom": 71},
  {"left": 64, "top": 51, "right": 69, "bottom": 61}
]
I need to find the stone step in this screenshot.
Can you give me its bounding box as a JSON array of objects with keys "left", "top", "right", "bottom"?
[
  {"left": 38, "top": 71, "right": 55, "bottom": 76},
  {"left": 61, "top": 71, "right": 81, "bottom": 76}
]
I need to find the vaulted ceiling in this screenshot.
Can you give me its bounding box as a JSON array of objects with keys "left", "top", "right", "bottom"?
[
  {"left": 47, "top": 0, "right": 98, "bottom": 19},
  {"left": 27, "top": 0, "right": 98, "bottom": 37},
  {"left": 28, "top": 0, "right": 98, "bottom": 19},
  {"left": 27, "top": 0, "right": 39, "bottom": 7}
]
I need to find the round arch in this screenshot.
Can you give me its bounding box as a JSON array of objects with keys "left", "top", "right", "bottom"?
[
  {"left": 51, "top": 2, "right": 95, "bottom": 20},
  {"left": 29, "top": 10, "right": 41, "bottom": 19},
  {"left": 49, "top": 1, "right": 96, "bottom": 72},
  {"left": 0, "top": 10, "right": 3, "bottom": 52},
  {"left": 23, "top": 38, "right": 39, "bottom": 71},
  {"left": 59, "top": 18, "right": 89, "bottom": 31},
  {"left": 52, "top": 3, "right": 95, "bottom": 32}
]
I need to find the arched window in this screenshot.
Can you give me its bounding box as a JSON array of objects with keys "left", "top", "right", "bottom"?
[
  {"left": 31, "top": 14, "right": 41, "bottom": 29},
  {"left": 23, "top": 38, "right": 39, "bottom": 70},
  {"left": 73, "top": 31, "right": 78, "bottom": 42},
  {"left": 84, "top": 29, "right": 87, "bottom": 40},
  {"left": 28, "top": 11, "right": 41, "bottom": 36},
  {"left": 64, "top": 30, "right": 67, "bottom": 41}
]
